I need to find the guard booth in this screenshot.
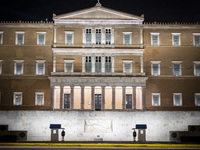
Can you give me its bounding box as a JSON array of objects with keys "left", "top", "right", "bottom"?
[
  {"left": 50, "top": 124, "right": 61, "bottom": 142},
  {"left": 136, "top": 124, "right": 147, "bottom": 142}
]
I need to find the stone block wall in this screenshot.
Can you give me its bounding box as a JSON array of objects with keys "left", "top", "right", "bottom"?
[{"left": 0, "top": 111, "right": 199, "bottom": 141}]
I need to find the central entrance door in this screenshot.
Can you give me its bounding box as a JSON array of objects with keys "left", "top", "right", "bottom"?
[
  {"left": 64, "top": 94, "right": 70, "bottom": 109},
  {"left": 95, "top": 94, "right": 101, "bottom": 110},
  {"left": 126, "top": 94, "right": 132, "bottom": 109}
]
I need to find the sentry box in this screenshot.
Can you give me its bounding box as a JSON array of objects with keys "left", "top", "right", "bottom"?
[
  {"left": 50, "top": 124, "right": 62, "bottom": 142},
  {"left": 135, "top": 124, "right": 147, "bottom": 142}
]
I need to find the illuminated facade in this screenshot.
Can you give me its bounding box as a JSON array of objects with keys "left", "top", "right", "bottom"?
[{"left": 0, "top": 3, "right": 200, "bottom": 141}]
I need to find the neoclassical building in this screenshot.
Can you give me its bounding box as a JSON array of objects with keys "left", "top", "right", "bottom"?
[{"left": 0, "top": 2, "right": 200, "bottom": 141}]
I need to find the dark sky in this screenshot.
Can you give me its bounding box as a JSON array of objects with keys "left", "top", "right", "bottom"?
[{"left": 0, "top": 0, "right": 200, "bottom": 23}]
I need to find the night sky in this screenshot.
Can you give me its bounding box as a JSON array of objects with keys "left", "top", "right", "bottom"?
[{"left": 0, "top": 0, "right": 200, "bottom": 23}]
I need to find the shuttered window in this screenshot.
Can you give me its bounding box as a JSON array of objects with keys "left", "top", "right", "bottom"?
[
  {"left": 152, "top": 94, "right": 160, "bottom": 106},
  {"left": 152, "top": 35, "right": 159, "bottom": 46},
  {"left": 86, "top": 29, "right": 91, "bottom": 45},
  {"left": 173, "top": 35, "right": 180, "bottom": 46},
  {"left": 152, "top": 64, "right": 159, "bottom": 76},
  {"left": 14, "top": 92, "right": 22, "bottom": 105},
  {"left": 95, "top": 56, "right": 101, "bottom": 72},
  {"left": 17, "top": 34, "right": 23, "bottom": 45},
  {"left": 65, "top": 63, "right": 72, "bottom": 72},
  {"left": 66, "top": 34, "right": 72, "bottom": 45},
  {"left": 106, "top": 29, "right": 111, "bottom": 45},
  {"left": 124, "top": 63, "right": 131, "bottom": 73},
  {"left": 96, "top": 29, "right": 101, "bottom": 45},
  {"left": 36, "top": 93, "right": 44, "bottom": 106},
  {"left": 16, "top": 63, "right": 23, "bottom": 75},
  {"left": 124, "top": 34, "right": 130, "bottom": 45},
  {"left": 173, "top": 64, "right": 181, "bottom": 76},
  {"left": 38, "top": 34, "right": 45, "bottom": 45},
  {"left": 105, "top": 56, "right": 111, "bottom": 73},
  {"left": 195, "top": 64, "right": 200, "bottom": 76},
  {"left": 173, "top": 94, "right": 182, "bottom": 106},
  {"left": 194, "top": 35, "right": 200, "bottom": 46},
  {"left": 196, "top": 94, "right": 200, "bottom": 106},
  {"left": 85, "top": 56, "right": 91, "bottom": 72}
]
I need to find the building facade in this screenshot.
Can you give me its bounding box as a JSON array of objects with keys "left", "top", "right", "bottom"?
[{"left": 0, "top": 3, "right": 200, "bottom": 141}]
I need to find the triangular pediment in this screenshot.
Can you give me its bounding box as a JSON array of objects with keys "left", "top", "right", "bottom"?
[{"left": 53, "top": 3, "right": 144, "bottom": 23}]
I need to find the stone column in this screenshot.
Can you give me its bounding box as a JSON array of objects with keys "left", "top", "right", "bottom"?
[
  {"left": 133, "top": 87, "right": 136, "bottom": 110},
  {"left": 112, "top": 86, "right": 115, "bottom": 109},
  {"left": 140, "top": 55, "right": 143, "bottom": 73},
  {"left": 101, "top": 86, "right": 105, "bottom": 110},
  {"left": 50, "top": 86, "right": 55, "bottom": 110},
  {"left": 81, "top": 86, "right": 84, "bottom": 110},
  {"left": 111, "top": 56, "right": 115, "bottom": 73},
  {"left": 53, "top": 53, "right": 56, "bottom": 72},
  {"left": 142, "top": 87, "right": 146, "bottom": 110},
  {"left": 70, "top": 86, "right": 74, "bottom": 110},
  {"left": 54, "top": 26, "right": 57, "bottom": 44},
  {"left": 102, "top": 56, "right": 105, "bottom": 73},
  {"left": 140, "top": 27, "right": 143, "bottom": 48},
  {"left": 122, "top": 86, "right": 126, "bottom": 110},
  {"left": 82, "top": 56, "right": 85, "bottom": 73},
  {"left": 60, "top": 86, "right": 64, "bottom": 109},
  {"left": 82, "top": 29, "right": 85, "bottom": 45},
  {"left": 102, "top": 28, "right": 105, "bottom": 45},
  {"left": 91, "top": 56, "right": 95, "bottom": 73},
  {"left": 91, "top": 86, "right": 95, "bottom": 110},
  {"left": 92, "top": 28, "right": 95, "bottom": 45}
]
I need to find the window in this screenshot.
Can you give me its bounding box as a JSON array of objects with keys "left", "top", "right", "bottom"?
[
  {"left": 0, "top": 60, "right": 2, "bottom": 74},
  {"left": 65, "top": 31, "right": 74, "bottom": 45},
  {"left": 123, "top": 32, "right": 132, "bottom": 45},
  {"left": 193, "top": 33, "right": 200, "bottom": 46},
  {"left": 105, "top": 56, "right": 111, "bottom": 73},
  {"left": 64, "top": 60, "right": 74, "bottom": 72},
  {"left": 16, "top": 32, "right": 24, "bottom": 45},
  {"left": 86, "top": 29, "right": 92, "bottom": 45},
  {"left": 152, "top": 93, "right": 160, "bottom": 106},
  {"left": 96, "top": 29, "right": 101, "bottom": 45},
  {"left": 13, "top": 92, "right": 22, "bottom": 105},
  {"left": 194, "top": 61, "right": 200, "bottom": 76},
  {"left": 0, "top": 31, "right": 3, "bottom": 45},
  {"left": 35, "top": 92, "right": 44, "bottom": 106},
  {"left": 151, "top": 61, "right": 161, "bottom": 76},
  {"left": 85, "top": 56, "right": 92, "bottom": 72},
  {"left": 195, "top": 93, "right": 200, "bottom": 106},
  {"left": 173, "top": 93, "right": 182, "bottom": 106},
  {"left": 106, "top": 29, "right": 111, "bottom": 45},
  {"left": 172, "top": 33, "right": 181, "bottom": 46},
  {"left": 36, "top": 60, "right": 45, "bottom": 75},
  {"left": 126, "top": 94, "right": 132, "bottom": 109},
  {"left": 151, "top": 33, "right": 160, "bottom": 46},
  {"left": 95, "top": 56, "right": 101, "bottom": 72},
  {"left": 37, "top": 32, "right": 46, "bottom": 45},
  {"left": 14, "top": 60, "right": 24, "bottom": 75},
  {"left": 172, "top": 61, "right": 182, "bottom": 76},
  {"left": 123, "top": 60, "right": 133, "bottom": 73}
]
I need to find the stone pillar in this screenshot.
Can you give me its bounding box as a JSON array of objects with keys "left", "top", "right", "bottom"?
[
  {"left": 92, "top": 28, "right": 95, "bottom": 45},
  {"left": 111, "top": 28, "right": 114, "bottom": 45},
  {"left": 60, "top": 86, "right": 64, "bottom": 109},
  {"left": 91, "top": 86, "right": 95, "bottom": 110},
  {"left": 51, "top": 86, "right": 55, "bottom": 110},
  {"left": 82, "top": 29, "right": 85, "bottom": 45},
  {"left": 133, "top": 87, "right": 136, "bottom": 110},
  {"left": 122, "top": 86, "right": 126, "bottom": 110},
  {"left": 102, "top": 28, "right": 105, "bottom": 45},
  {"left": 81, "top": 86, "right": 84, "bottom": 110},
  {"left": 140, "top": 27, "right": 143, "bottom": 48},
  {"left": 112, "top": 86, "right": 115, "bottom": 109},
  {"left": 71, "top": 86, "right": 74, "bottom": 110},
  {"left": 111, "top": 56, "right": 115, "bottom": 73},
  {"left": 82, "top": 56, "right": 85, "bottom": 73},
  {"left": 140, "top": 55, "right": 143, "bottom": 73},
  {"left": 54, "top": 26, "right": 57, "bottom": 44},
  {"left": 102, "top": 86, "right": 105, "bottom": 110},
  {"left": 102, "top": 56, "right": 105, "bottom": 73},
  {"left": 142, "top": 87, "right": 146, "bottom": 110},
  {"left": 91, "top": 56, "right": 95, "bottom": 73},
  {"left": 53, "top": 53, "right": 56, "bottom": 72}
]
